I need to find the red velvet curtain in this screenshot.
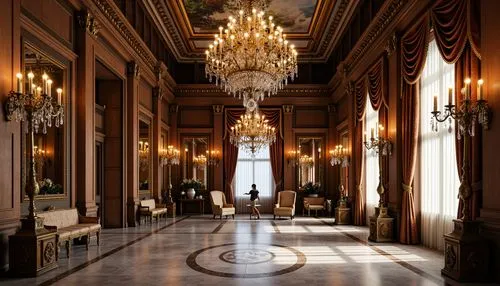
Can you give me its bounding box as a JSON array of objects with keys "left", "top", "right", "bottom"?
[
  {"left": 223, "top": 109, "right": 245, "bottom": 204},
  {"left": 399, "top": 16, "right": 429, "bottom": 244},
  {"left": 432, "top": 0, "right": 481, "bottom": 220},
  {"left": 367, "top": 57, "right": 388, "bottom": 111},
  {"left": 260, "top": 109, "right": 283, "bottom": 200},
  {"left": 353, "top": 79, "right": 367, "bottom": 225}
]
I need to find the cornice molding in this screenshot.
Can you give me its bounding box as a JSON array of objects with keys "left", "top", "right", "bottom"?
[
  {"left": 342, "top": 0, "right": 408, "bottom": 75},
  {"left": 175, "top": 84, "right": 331, "bottom": 98}
]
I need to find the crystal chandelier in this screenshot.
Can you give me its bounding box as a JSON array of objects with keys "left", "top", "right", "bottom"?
[
  {"left": 229, "top": 110, "right": 276, "bottom": 154},
  {"left": 299, "top": 155, "right": 314, "bottom": 167},
  {"left": 205, "top": 1, "right": 298, "bottom": 108},
  {"left": 329, "top": 145, "right": 350, "bottom": 167}
]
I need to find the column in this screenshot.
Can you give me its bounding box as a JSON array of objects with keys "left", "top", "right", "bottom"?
[
  {"left": 212, "top": 105, "right": 224, "bottom": 190},
  {"left": 282, "top": 105, "right": 294, "bottom": 190},
  {"left": 126, "top": 62, "right": 140, "bottom": 227},
  {"left": 75, "top": 11, "right": 98, "bottom": 217},
  {"left": 169, "top": 105, "right": 179, "bottom": 191},
  {"left": 152, "top": 65, "right": 165, "bottom": 202}
]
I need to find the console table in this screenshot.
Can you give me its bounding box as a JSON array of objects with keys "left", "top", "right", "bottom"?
[{"left": 180, "top": 198, "right": 204, "bottom": 215}]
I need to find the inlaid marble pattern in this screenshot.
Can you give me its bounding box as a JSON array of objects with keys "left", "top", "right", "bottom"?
[{"left": 1, "top": 215, "right": 495, "bottom": 286}]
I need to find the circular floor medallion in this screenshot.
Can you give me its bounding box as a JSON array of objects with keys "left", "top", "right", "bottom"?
[{"left": 186, "top": 243, "right": 306, "bottom": 278}]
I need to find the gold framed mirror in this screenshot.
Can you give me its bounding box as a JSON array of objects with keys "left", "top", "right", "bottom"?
[
  {"left": 138, "top": 115, "right": 152, "bottom": 197},
  {"left": 297, "top": 136, "right": 325, "bottom": 191},
  {"left": 181, "top": 136, "right": 209, "bottom": 190}
]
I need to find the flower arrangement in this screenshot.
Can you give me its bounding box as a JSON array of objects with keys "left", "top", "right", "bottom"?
[
  {"left": 180, "top": 178, "right": 204, "bottom": 190},
  {"left": 39, "top": 178, "right": 63, "bottom": 195},
  {"left": 303, "top": 182, "right": 321, "bottom": 195}
]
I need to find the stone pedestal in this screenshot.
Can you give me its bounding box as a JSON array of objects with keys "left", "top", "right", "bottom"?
[
  {"left": 167, "top": 202, "right": 176, "bottom": 218},
  {"left": 441, "top": 219, "right": 489, "bottom": 282},
  {"left": 368, "top": 207, "right": 394, "bottom": 242},
  {"left": 335, "top": 202, "right": 351, "bottom": 225},
  {"left": 9, "top": 217, "right": 58, "bottom": 277}
]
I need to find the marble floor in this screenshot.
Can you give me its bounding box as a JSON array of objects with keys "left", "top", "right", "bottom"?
[{"left": 0, "top": 215, "right": 492, "bottom": 286}]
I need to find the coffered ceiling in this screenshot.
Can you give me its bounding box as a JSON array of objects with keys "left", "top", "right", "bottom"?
[{"left": 144, "top": 0, "right": 358, "bottom": 63}]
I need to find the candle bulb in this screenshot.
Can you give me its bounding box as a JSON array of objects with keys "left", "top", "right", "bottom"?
[
  {"left": 16, "top": 73, "right": 23, "bottom": 93},
  {"left": 42, "top": 73, "right": 48, "bottom": 94},
  {"left": 448, "top": 87, "right": 453, "bottom": 105},
  {"left": 433, "top": 94, "right": 438, "bottom": 112},
  {"left": 464, "top": 78, "right": 471, "bottom": 100},
  {"left": 364, "top": 132, "right": 367, "bottom": 142},
  {"left": 27, "top": 72, "right": 34, "bottom": 93},
  {"left": 56, "top": 88, "right": 62, "bottom": 105},
  {"left": 478, "top": 79, "right": 484, "bottom": 100},
  {"left": 371, "top": 127, "right": 374, "bottom": 140},
  {"left": 47, "top": 79, "right": 52, "bottom": 97}
]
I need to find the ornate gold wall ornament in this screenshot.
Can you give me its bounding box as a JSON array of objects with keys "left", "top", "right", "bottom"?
[
  {"left": 153, "top": 86, "right": 164, "bottom": 100},
  {"left": 126, "top": 62, "right": 140, "bottom": 78},
  {"left": 169, "top": 104, "right": 179, "bottom": 113},
  {"left": 77, "top": 11, "right": 99, "bottom": 36},
  {"left": 328, "top": 104, "right": 337, "bottom": 113}
]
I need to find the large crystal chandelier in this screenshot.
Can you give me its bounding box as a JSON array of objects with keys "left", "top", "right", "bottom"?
[
  {"left": 230, "top": 109, "right": 276, "bottom": 154},
  {"left": 205, "top": 0, "right": 298, "bottom": 108}
]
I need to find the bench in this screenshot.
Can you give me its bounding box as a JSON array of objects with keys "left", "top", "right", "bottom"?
[
  {"left": 139, "top": 199, "right": 168, "bottom": 223},
  {"left": 38, "top": 208, "right": 101, "bottom": 258}
]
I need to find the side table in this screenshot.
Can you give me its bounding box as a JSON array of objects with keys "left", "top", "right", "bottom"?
[{"left": 180, "top": 198, "right": 204, "bottom": 215}]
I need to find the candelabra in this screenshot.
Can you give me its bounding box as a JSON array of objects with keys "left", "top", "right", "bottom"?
[
  {"left": 287, "top": 150, "right": 300, "bottom": 166},
  {"left": 159, "top": 145, "right": 180, "bottom": 203},
  {"left": 329, "top": 145, "right": 350, "bottom": 204},
  {"left": 299, "top": 154, "right": 314, "bottom": 167},
  {"left": 193, "top": 154, "right": 207, "bottom": 170},
  {"left": 138, "top": 141, "right": 149, "bottom": 172},
  {"left": 5, "top": 71, "right": 64, "bottom": 223},
  {"left": 431, "top": 78, "right": 489, "bottom": 221},
  {"left": 206, "top": 149, "right": 221, "bottom": 167},
  {"left": 33, "top": 146, "right": 47, "bottom": 181},
  {"left": 363, "top": 124, "right": 391, "bottom": 212}
]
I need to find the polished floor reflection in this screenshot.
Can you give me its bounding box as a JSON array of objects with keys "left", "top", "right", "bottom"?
[{"left": 1, "top": 216, "right": 491, "bottom": 286}]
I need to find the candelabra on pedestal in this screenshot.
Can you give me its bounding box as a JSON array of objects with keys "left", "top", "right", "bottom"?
[
  {"left": 330, "top": 145, "right": 351, "bottom": 224},
  {"left": 363, "top": 124, "right": 394, "bottom": 242},
  {"left": 6, "top": 71, "right": 64, "bottom": 276},
  {"left": 160, "top": 145, "right": 180, "bottom": 204},
  {"left": 433, "top": 79, "right": 490, "bottom": 282}
]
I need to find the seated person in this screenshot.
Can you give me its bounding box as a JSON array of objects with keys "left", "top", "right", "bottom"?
[{"left": 245, "top": 184, "right": 261, "bottom": 219}]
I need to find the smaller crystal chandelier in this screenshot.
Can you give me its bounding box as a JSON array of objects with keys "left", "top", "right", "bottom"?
[
  {"left": 229, "top": 110, "right": 276, "bottom": 154},
  {"left": 138, "top": 141, "right": 149, "bottom": 172},
  {"left": 159, "top": 145, "right": 180, "bottom": 167},
  {"left": 206, "top": 149, "right": 221, "bottom": 166},
  {"left": 299, "top": 155, "right": 314, "bottom": 167},
  {"left": 193, "top": 154, "right": 207, "bottom": 170},
  {"left": 329, "top": 145, "right": 350, "bottom": 167}
]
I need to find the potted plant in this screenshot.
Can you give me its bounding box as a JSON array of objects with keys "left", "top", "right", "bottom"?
[
  {"left": 180, "top": 178, "right": 204, "bottom": 199},
  {"left": 303, "top": 182, "right": 321, "bottom": 197},
  {"left": 338, "top": 184, "right": 348, "bottom": 207}
]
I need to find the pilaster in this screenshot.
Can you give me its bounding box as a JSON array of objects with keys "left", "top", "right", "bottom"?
[
  {"left": 212, "top": 105, "right": 224, "bottom": 190},
  {"left": 283, "top": 105, "right": 294, "bottom": 190}
]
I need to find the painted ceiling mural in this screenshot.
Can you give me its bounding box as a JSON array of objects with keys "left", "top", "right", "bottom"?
[{"left": 182, "top": 0, "right": 319, "bottom": 33}]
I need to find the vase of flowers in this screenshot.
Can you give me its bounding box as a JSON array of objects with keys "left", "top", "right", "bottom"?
[
  {"left": 39, "top": 178, "right": 63, "bottom": 195},
  {"left": 338, "top": 184, "right": 348, "bottom": 207},
  {"left": 180, "top": 178, "right": 204, "bottom": 199},
  {"left": 303, "top": 182, "right": 321, "bottom": 197}
]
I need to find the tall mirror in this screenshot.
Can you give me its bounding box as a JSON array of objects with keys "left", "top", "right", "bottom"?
[
  {"left": 182, "top": 136, "right": 209, "bottom": 189},
  {"left": 138, "top": 118, "right": 151, "bottom": 197},
  {"left": 22, "top": 44, "right": 66, "bottom": 199},
  {"left": 297, "top": 137, "right": 324, "bottom": 190}
]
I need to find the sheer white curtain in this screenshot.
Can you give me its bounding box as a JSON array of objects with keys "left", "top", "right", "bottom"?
[
  {"left": 420, "top": 39, "right": 459, "bottom": 250},
  {"left": 234, "top": 147, "right": 274, "bottom": 214},
  {"left": 364, "top": 97, "right": 379, "bottom": 223}
]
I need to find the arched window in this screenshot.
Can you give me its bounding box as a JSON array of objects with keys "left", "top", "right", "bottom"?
[
  {"left": 364, "top": 97, "right": 380, "bottom": 222},
  {"left": 419, "top": 39, "right": 460, "bottom": 250}
]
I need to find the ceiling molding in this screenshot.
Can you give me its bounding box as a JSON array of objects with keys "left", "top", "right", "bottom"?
[
  {"left": 175, "top": 84, "right": 331, "bottom": 98},
  {"left": 145, "top": 0, "right": 358, "bottom": 63}
]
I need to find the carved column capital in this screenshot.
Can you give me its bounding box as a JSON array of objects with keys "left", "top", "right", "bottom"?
[
  {"left": 346, "top": 81, "right": 356, "bottom": 97},
  {"left": 127, "top": 62, "right": 140, "bottom": 78},
  {"left": 385, "top": 33, "right": 398, "bottom": 57},
  {"left": 328, "top": 104, "right": 337, "bottom": 113},
  {"left": 212, "top": 105, "right": 224, "bottom": 114},
  {"left": 169, "top": 104, "right": 179, "bottom": 113},
  {"left": 282, "top": 105, "right": 294, "bottom": 114},
  {"left": 77, "top": 11, "right": 99, "bottom": 36},
  {"left": 153, "top": 86, "right": 164, "bottom": 100},
  {"left": 338, "top": 61, "right": 350, "bottom": 81}
]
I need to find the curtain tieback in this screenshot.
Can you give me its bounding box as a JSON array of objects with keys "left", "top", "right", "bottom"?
[{"left": 402, "top": 183, "right": 413, "bottom": 193}]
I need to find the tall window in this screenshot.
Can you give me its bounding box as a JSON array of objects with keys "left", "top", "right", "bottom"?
[
  {"left": 234, "top": 147, "right": 274, "bottom": 213},
  {"left": 420, "top": 39, "right": 459, "bottom": 250},
  {"left": 364, "top": 98, "right": 379, "bottom": 221}
]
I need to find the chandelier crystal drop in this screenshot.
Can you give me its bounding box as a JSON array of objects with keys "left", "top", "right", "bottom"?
[
  {"left": 205, "top": 4, "right": 298, "bottom": 107},
  {"left": 229, "top": 109, "right": 277, "bottom": 155}
]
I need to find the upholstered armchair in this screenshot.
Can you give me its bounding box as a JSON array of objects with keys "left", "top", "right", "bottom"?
[
  {"left": 274, "top": 190, "right": 297, "bottom": 220},
  {"left": 210, "top": 190, "right": 235, "bottom": 219}
]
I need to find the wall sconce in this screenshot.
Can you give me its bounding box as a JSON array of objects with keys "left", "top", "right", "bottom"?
[
  {"left": 287, "top": 150, "right": 300, "bottom": 166},
  {"left": 193, "top": 154, "right": 207, "bottom": 170},
  {"left": 299, "top": 154, "right": 314, "bottom": 167},
  {"left": 329, "top": 145, "right": 350, "bottom": 167},
  {"left": 206, "top": 149, "right": 221, "bottom": 167}
]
